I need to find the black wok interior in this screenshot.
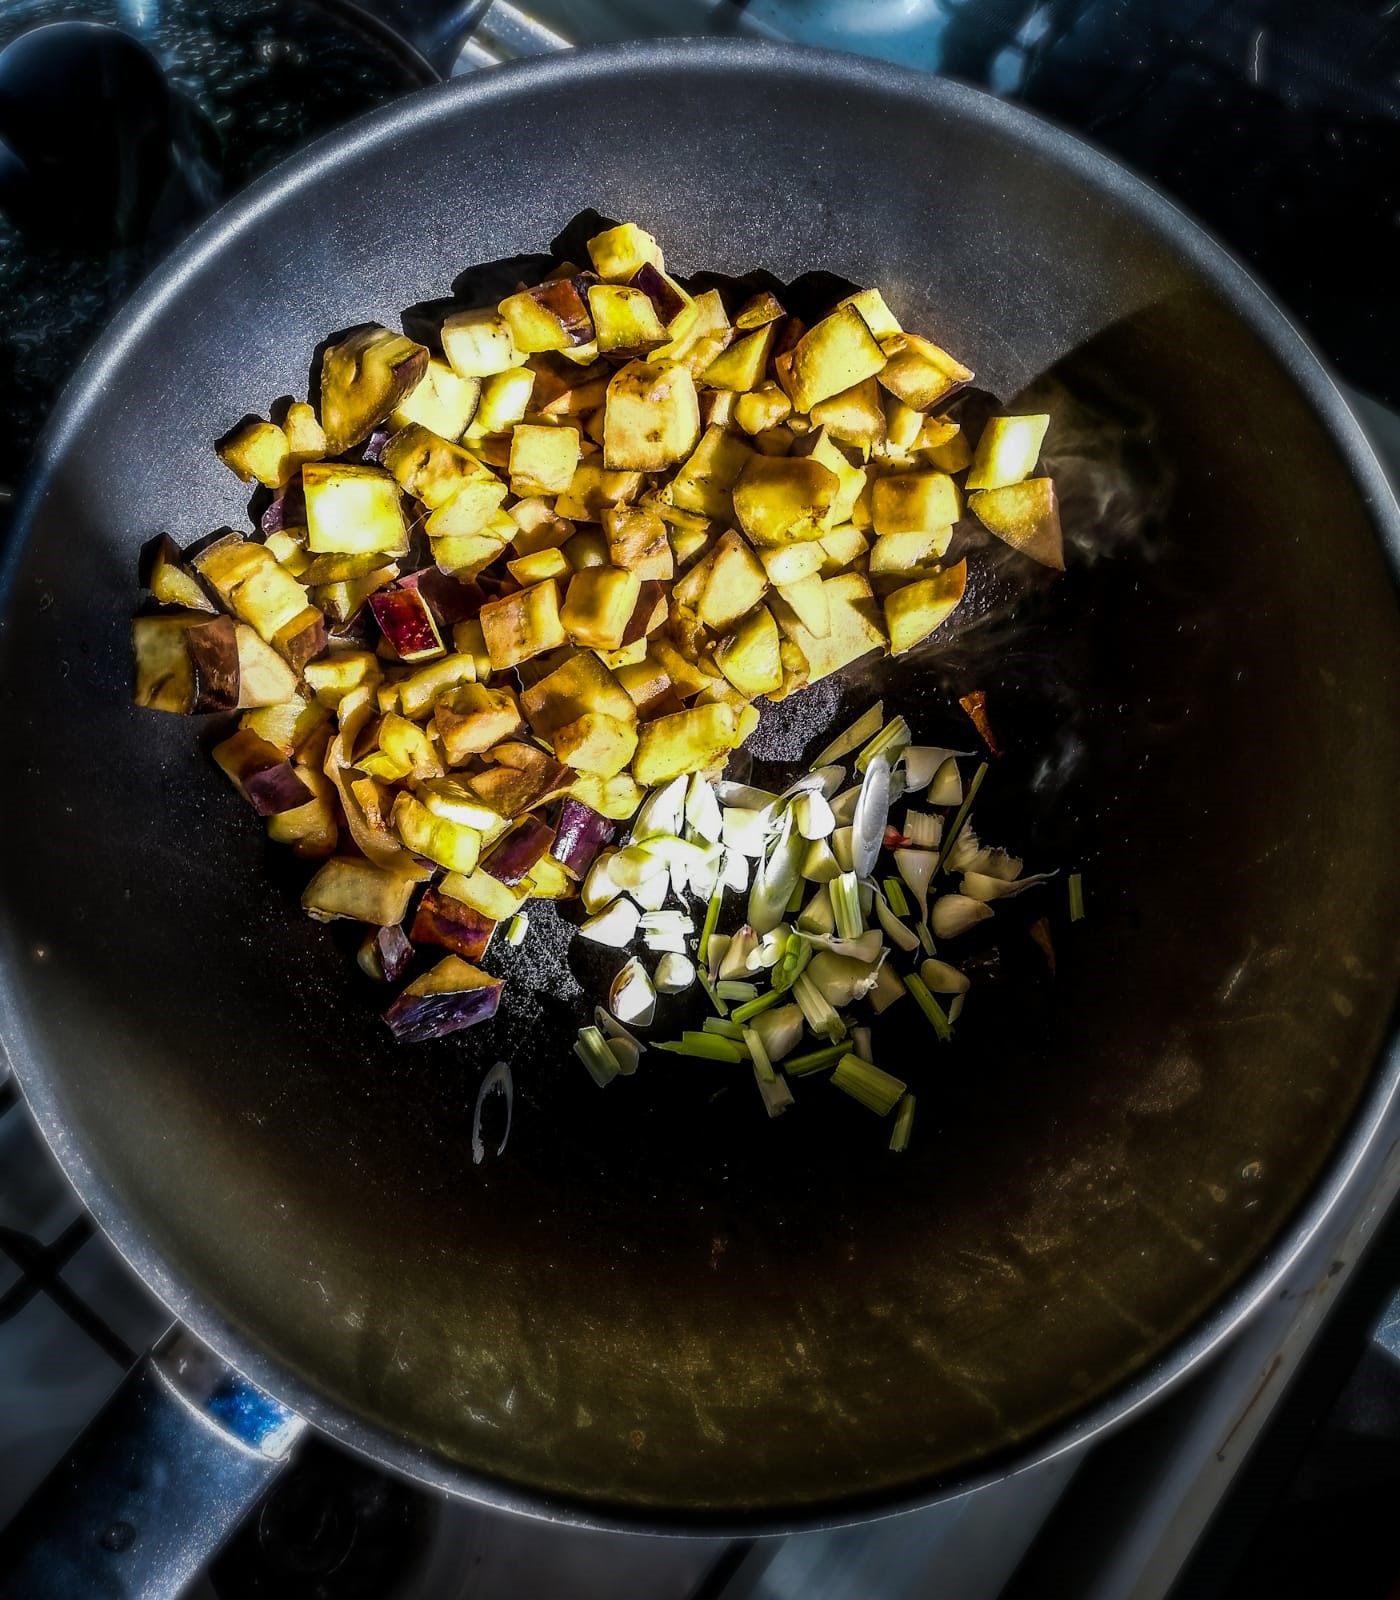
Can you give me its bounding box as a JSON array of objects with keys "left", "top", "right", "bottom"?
[{"left": 1, "top": 45, "right": 1397, "bottom": 1521}]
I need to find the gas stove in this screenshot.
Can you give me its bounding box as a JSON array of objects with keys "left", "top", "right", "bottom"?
[{"left": 3, "top": 4, "right": 1400, "bottom": 1598}]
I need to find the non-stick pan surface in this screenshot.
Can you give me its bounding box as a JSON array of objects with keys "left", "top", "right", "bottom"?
[{"left": 1, "top": 41, "right": 1398, "bottom": 1530}]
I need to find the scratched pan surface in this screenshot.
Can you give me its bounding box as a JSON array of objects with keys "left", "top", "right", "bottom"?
[{"left": 1, "top": 41, "right": 1398, "bottom": 1529}]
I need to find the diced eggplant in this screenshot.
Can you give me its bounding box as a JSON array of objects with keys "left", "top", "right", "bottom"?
[
  {"left": 649, "top": 286, "right": 728, "bottom": 371},
  {"left": 469, "top": 365, "right": 535, "bottom": 434},
  {"left": 216, "top": 419, "right": 292, "bottom": 488},
  {"left": 665, "top": 425, "right": 754, "bottom": 521},
  {"left": 273, "top": 606, "right": 326, "bottom": 674},
  {"left": 567, "top": 771, "right": 646, "bottom": 821},
  {"left": 876, "top": 332, "right": 972, "bottom": 412},
  {"left": 498, "top": 276, "right": 595, "bottom": 353},
  {"left": 394, "top": 568, "right": 484, "bottom": 631},
  {"left": 781, "top": 306, "right": 886, "bottom": 413},
  {"left": 481, "top": 815, "right": 555, "bottom": 885},
  {"left": 391, "top": 792, "right": 481, "bottom": 873},
  {"left": 280, "top": 401, "right": 327, "bottom": 468},
  {"left": 439, "top": 867, "right": 529, "bottom": 923},
  {"left": 396, "top": 652, "right": 476, "bottom": 719},
  {"left": 969, "top": 478, "right": 1065, "bottom": 569},
  {"left": 551, "top": 798, "right": 616, "bottom": 879},
  {"left": 770, "top": 571, "right": 885, "bottom": 685},
  {"left": 467, "top": 750, "right": 574, "bottom": 817},
  {"left": 382, "top": 422, "right": 498, "bottom": 512},
  {"left": 302, "top": 462, "right": 408, "bottom": 557},
  {"left": 523, "top": 854, "right": 576, "bottom": 900},
  {"left": 441, "top": 307, "right": 527, "bottom": 379},
  {"left": 303, "top": 649, "right": 382, "bottom": 707},
  {"left": 632, "top": 701, "right": 738, "bottom": 788},
  {"left": 357, "top": 923, "right": 413, "bottom": 982},
  {"left": 715, "top": 605, "right": 782, "bottom": 698},
  {"left": 733, "top": 455, "right": 839, "bottom": 545},
  {"left": 368, "top": 587, "right": 444, "bottom": 663},
  {"left": 602, "top": 360, "right": 700, "bottom": 472},
  {"left": 620, "top": 579, "right": 668, "bottom": 647},
  {"left": 553, "top": 712, "right": 638, "bottom": 777},
  {"left": 701, "top": 323, "right": 777, "bottom": 392},
  {"left": 376, "top": 712, "right": 443, "bottom": 779},
  {"left": 193, "top": 536, "right": 323, "bottom": 659},
  {"left": 519, "top": 649, "right": 636, "bottom": 738},
  {"left": 141, "top": 534, "right": 216, "bottom": 612},
  {"left": 478, "top": 580, "right": 566, "bottom": 671},
  {"left": 587, "top": 283, "right": 667, "bottom": 355},
  {"left": 560, "top": 566, "right": 641, "bottom": 651},
  {"left": 554, "top": 459, "right": 644, "bottom": 522},
  {"left": 266, "top": 763, "right": 338, "bottom": 858},
  {"left": 775, "top": 573, "right": 830, "bottom": 638},
  {"left": 588, "top": 222, "right": 665, "bottom": 282},
  {"left": 883, "top": 560, "right": 968, "bottom": 654},
  {"left": 628, "top": 260, "right": 691, "bottom": 327},
  {"left": 686, "top": 529, "right": 769, "bottom": 631},
  {"left": 241, "top": 693, "right": 328, "bottom": 757},
  {"left": 260, "top": 478, "right": 306, "bottom": 537},
  {"left": 184, "top": 614, "right": 240, "bottom": 713},
  {"left": 320, "top": 325, "right": 430, "bottom": 452},
  {"left": 734, "top": 384, "right": 792, "bottom": 438},
  {"left": 382, "top": 956, "right": 503, "bottom": 1043},
  {"left": 213, "top": 728, "right": 314, "bottom": 815},
  {"left": 391, "top": 355, "right": 480, "bottom": 441},
  {"left": 433, "top": 682, "right": 523, "bottom": 765},
  {"left": 508, "top": 423, "right": 581, "bottom": 497},
  {"left": 734, "top": 290, "right": 786, "bottom": 331},
  {"left": 132, "top": 612, "right": 220, "bottom": 714},
  {"left": 871, "top": 471, "right": 960, "bottom": 537},
  {"left": 411, "top": 886, "right": 496, "bottom": 961}
]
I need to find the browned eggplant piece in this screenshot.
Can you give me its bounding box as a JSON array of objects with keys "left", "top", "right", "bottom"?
[
  {"left": 433, "top": 683, "right": 523, "bottom": 765},
  {"left": 216, "top": 418, "right": 293, "bottom": 488},
  {"left": 620, "top": 579, "right": 668, "bottom": 646},
  {"left": 410, "top": 886, "right": 496, "bottom": 961},
  {"left": 550, "top": 799, "right": 615, "bottom": 878},
  {"left": 184, "top": 615, "right": 240, "bottom": 713},
  {"left": 212, "top": 729, "right": 314, "bottom": 815},
  {"left": 629, "top": 262, "right": 689, "bottom": 327},
  {"left": 382, "top": 956, "right": 503, "bottom": 1042},
  {"left": 395, "top": 567, "right": 485, "bottom": 629},
  {"left": 140, "top": 534, "right": 216, "bottom": 613},
  {"left": 132, "top": 611, "right": 229, "bottom": 714},
  {"left": 466, "top": 744, "right": 574, "bottom": 815},
  {"left": 357, "top": 923, "right": 413, "bottom": 982},
  {"left": 480, "top": 815, "right": 555, "bottom": 885},
  {"left": 272, "top": 606, "right": 326, "bottom": 674},
  {"left": 367, "top": 588, "right": 444, "bottom": 663},
  {"left": 498, "top": 276, "right": 596, "bottom": 353},
  {"left": 319, "top": 325, "right": 430, "bottom": 453}
]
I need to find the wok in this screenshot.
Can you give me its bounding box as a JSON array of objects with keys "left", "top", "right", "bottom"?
[{"left": 0, "top": 33, "right": 1398, "bottom": 1576}]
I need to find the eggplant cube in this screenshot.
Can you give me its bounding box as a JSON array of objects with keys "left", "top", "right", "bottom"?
[
  {"left": 602, "top": 360, "right": 700, "bottom": 472},
  {"left": 716, "top": 605, "right": 782, "bottom": 698},
  {"left": 141, "top": 533, "right": 216, "bottom": 613},
  {"left": 734, "top": 384, "right": 792, "bottom": 438},
  {"left": 391, "top": 792, "right": 482, "bottom": 874},
  {"left": 499, "top": 278, "right": 595, "bottom": 354},
  {"left": 303, "top": 649, "right": 382, "bottom": 708},
  {"left": 193, "top": 537, "right": 317, "bottom": 653},
  {"left": 433, "top": 682, "right": 523, "bottom": 765},
  {"left": 770, "top": 571, "right": 885, "bottom": 685},
  {"left": 783, "top": 306, "right": 886, "bottom": 414},
  {"left": 217, "top": 419, "right": 293, "bottom": 489},
  {"left": 552, "top": 712, "right": 638, "bottom": 777},
  {"left": 869, "top": 529, "right": 946, "bottom": 575},
  {"left": 692, "top": 529, "right": 768, "bottom": 631},
  {"left": 871, "top": 471, "right": 960, "bottom": 537},
  {"left": 840, "top": 287, "right": 903, "bottom": 342},
  {"left": 440, "top": 307, "right": 527, "bottom": 379},
  {"left": 876, "top": 333, "right": 972, "bottom": 412},
  {"left": 272, "top": 606, "right": 327, "bottom": 674},
  {"left": 391, "top": 355, "right": 480, "bottom": 441},
  {"left": 633, "top": 701, "right": 738, "bottom": 788},
  {"left": 969, "top": 478, "right": 1065, "bottom": 569},
  {"left": 320, "top": 325, "right": 429, "bottom": 453},
  {"left": 411, "top": 886, "right": 496, "bottom": 961},
  {"left": 281, "top": 402, "right": 327, "bottom": 468},
  {"left": 774, "top": 573, "right": 830, "bottom": 639},
  {"left": 520, "top": 649, "right": 636, "bottom": 738},
  {"left": 587, "top": 222, "right": 664, "bottom": 282},
  {"left": 508, "top": 423, "right": 581, "bottom": 497},
  {"left": 213, "top": 728, "right": 315, "bottom": 815},
  {"left": 478, "top": 579, "right": 567, "bottom": 671},
  {"left": 965, "top": 414, "right": 1051, "bottom": 491},
  {"left": 587, "top": 283, "right": 667, "bottom": 355},
  {"left": 469, "top": 366, "right": 535, "bottom": 435},
  {"left": 183, "top": 615, "right": 241, "bottom": 713},
  {"left": 733, "top": 456, "right": 838, "bottom": 546},
  {"left": 481, "top": 815, "right": 556, "bottom": 885},
  {"left": 424, "top": 472, "right": 511, "bottom": 542},
  {"left": 554, "top": 459, "right": 644, "bottom": 522},
  {"left": 756, "top": 541, "right": 824, "bottom": 586},
  {"left": 700, "top": 323, "right": 777, "bottom": 393},
  {"left": 303, "top": 463, "right": 408, "bottom": 557},
  {"left": 568, "top": 771, "right": 646, "bottom": 821},
  {"left": 241, "top": 693, "right": 329, "bottom": 757},
  {"left": 382, "top": 956, "right": 503, "bottom": 1042},
  {"left": 302, "top": 856, "right": 416, "bottom": 925},
  {"left": 367, "top": 587, "right": 445, "bottom": 663},
  {"left": 666, "top": 426, "right": 754, "bottom": 521},
  {"left": 883, "top": 559, "right": 968, "bottom": 654},
  {"left": 602, "top": 503, "right": 672, "bottom": 581},
  {"left": 266, "top": 763, "right": 338, "bottom": 859},
  {"left": 810, "top": 378, "right": 886, "bottom": 448},
  {"left": 560, "top": 566, "right": 641, "bottom": 651},
  {"left": 131, "top": 612, "right": 208, "bottom": 714},
  {"left": 383, "top": 423, "right": 489, "bottom": 512}
]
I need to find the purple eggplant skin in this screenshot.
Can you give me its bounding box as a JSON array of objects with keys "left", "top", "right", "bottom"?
[
  {"left": 184, "top": 615, "right": 241, "bottom": 713},
  {"left": 383, "top": 978, "right": 503, "bottom": 1043},
  {"left": 629, "top": 262, "right": 688, "bottom": 327},
  {"left": 374, "top": 924, "right": 414, "bottom": 983},
  {"left": 395, "top": 567, "right": 485, "bottom": 629},
  {"left": 368, "top": 587, "right": 443, "bottom": 662},
  {"left": 261, "top": 478, "right": 306, "bottom": 535},
  {"left": 550, "top": 799, "right": 615, "bottom": 880},
  {"left": 481, "top": 816, "right": 555, "bottom": 885},
  {"left": 242, "top": 761, "right": 315, "bottom": 817},
  {"left": 360, "top": 426, "right": 391, "bottom": 465},
  {"left": 411, "top": 889, "right": 496, "bottom": 961}
]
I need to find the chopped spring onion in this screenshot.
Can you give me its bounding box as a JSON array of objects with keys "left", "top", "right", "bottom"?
[
  {"left": 743, "top": 1024, "right": 775, "bottom": 1081},
  {"left": 882, "top": 876, "right": 909, "bottom": 917},
  {"left": 902, "top": 745, "right": 967, "bottom": 791},
  {"left": 807, "top": 949, "right": 883, "bottom": 1007},
  {"left": 641, "top": 910, "right": 693, "bottom": 935},
  {"left": 721, "top": 807, "right": 772, "bottom": 857},
  {"left": 752, "top": 927, "right": 788, "bottom": 969},
  {"left": 579, "top": 898, "right": 641, "bottom": 947},
  {"left": 594, "top": 1004, "right": 644, "bottom": 1053},
  {"left": 755, "top": 1065, "right": 794, "bottom": 1117},
  {"left": 803, "top": 928, "right": 885, "bottom": 964},
  {"left": 793, "top": 789, "right": 836, "bottom": 841},
  {"left": 894, "top": 847, "right": 938, "bottom": 924},
  {"left": 785, "top": 875, "right": 806, "bottom": 915},
  {"left": 793, "top": 971, "right": 848, "bottom": 1041},
  {"left": 703, "top": 1016, "right": 746, "bottom": 1039},
  {"left": 802, "top": 837, "right": 842, "bottom": 882},
  {"left": 970, "top": 846, "right": 1023, "bottom": 882},
  {"left": 654, "top": 952, "right": 696, "bottom": 993},
  {"left": 920, "top": 958, "right": 969, "bottom": 994},
  {"left": 930, "top": 894, "right": 995, "bottom": 938},
  {"left": 610, "top": 958, "right": 657, "bottom": 1026},
  {"left": 732, "top": 987, "right": 784, "bottom": 1024},
  {"left": 785, "top": 1042, "right": 847, "bottom": 1076},
  {"left": 903, "top": 809, "right": 942, "bottom": 849},
  {"left": 944, "top": 826, "right": 983, "bottom": 874},
  {"left": 750, "top": 813, "right": 805, "bottom": 935},
  {"left": 631, "top": 870, "right": 671, "bottom": 913},
  {"left": 831, "top": 870, "right": 864, "bottom": 941},
  {"left": 609, "top": 1036, "right": 642, "bottom": 1075},
  {"left": 632, "top": 775, "right": 687, "bottom": 842},
  {"left": 575, "top": 1026, "right": 621, "bottom": 1087},
  {"left": 656, "top": 1031, "right": 745, "bottom": 1062},
  {"left": 852, "top": 1025, "right": 874, "bottom": 1063},
  {"left": 1069, "top": 872, "right": 1085, "bottom": 922},
  {"left": 852, "top": 754, "right": 891, "bottom": 877},
  {"left": 855, "top": 715, "right": 911, "bottom": 774},
  {"left": 811, "top": 700, "right": 884, "bottom": 769},
  {"left": 772, "top": 933, "right": 813, "bottom": 993},
  {"left": 869, "top": 963, "right": 906, "bottom": 1014},
  {"left": 906, "top": 972, "right": 952, "bottom": 1040},
  {"left": 610, "top": 843, "right": 671, "bottom": 889},
  {"left": 830, "top": 826, "right": 856, "bottom": 874},
  {"left": 697, "top": 871, "right": 725, "bottom": 967},
  {"left": 935, "top": 760, "right": 988, "bottom": 875},
  {"left": 917, "top": 922, "right": 936, "bottom": 956},
  {"left": 718, "top": 927, "right": 758, "bottom": 979},
  {"left": 797, "top": 883, "right": 836, "bottom": 936},
  {"left": 505, "top": 912, "right": 529, "bottom": 947},
  {"left": 749, "top": 1001, "right": 805, "bottom": 1063},
  {"left": 927, "top": 757, "right": 963, "bottom": 808},
  {"left": 829, "top": 786, "right": 861, "bottom": 827},
  {"left": 873, "top": 890, "right": 920, "bottom": 953},
  {"left": 963, "top": 868, "right": 1056, "bottom": 902},
  {"left": 581, "top": 851, "right": 622, "bottom": 914},
  {"left": 723, "top": 850, "right": 750, "bottom": 893},
  {"left": 717, "top": 979, "right": 759, "bottom": 1001},
  {"left": 808, "top": 764, "right": 847, "bottom": 799},
  {"left": 949, "top": 993, "right": 965, "bottom": 1024},
  {"left": 831, "top": 1053, "right": 906, "bottom": 1115},
  {"left": 889, "top": 1093, "right": 916, "bottom": 1152},
  {"left": 643, "top": 927, "right": 689, "bottom": 954},
  {"left": 685, "top": 773, "right": 723, "bottom": 843},
  {"left": 697, "top": 970, "right": 728, "bottom": 1016}
]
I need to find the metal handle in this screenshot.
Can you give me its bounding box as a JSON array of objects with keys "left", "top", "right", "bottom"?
[{"left": 0, "top": 1330, "right": 304, "bottom": 1600}]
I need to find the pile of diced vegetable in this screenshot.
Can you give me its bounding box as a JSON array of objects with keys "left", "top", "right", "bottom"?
[{"left": 130, "top": 219, "right": 1066, "bottom": 1147}]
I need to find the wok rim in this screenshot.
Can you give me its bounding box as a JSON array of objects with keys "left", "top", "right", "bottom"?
[{"left": 2, "top": 37, "right": 1398, "bottom": 1535}]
